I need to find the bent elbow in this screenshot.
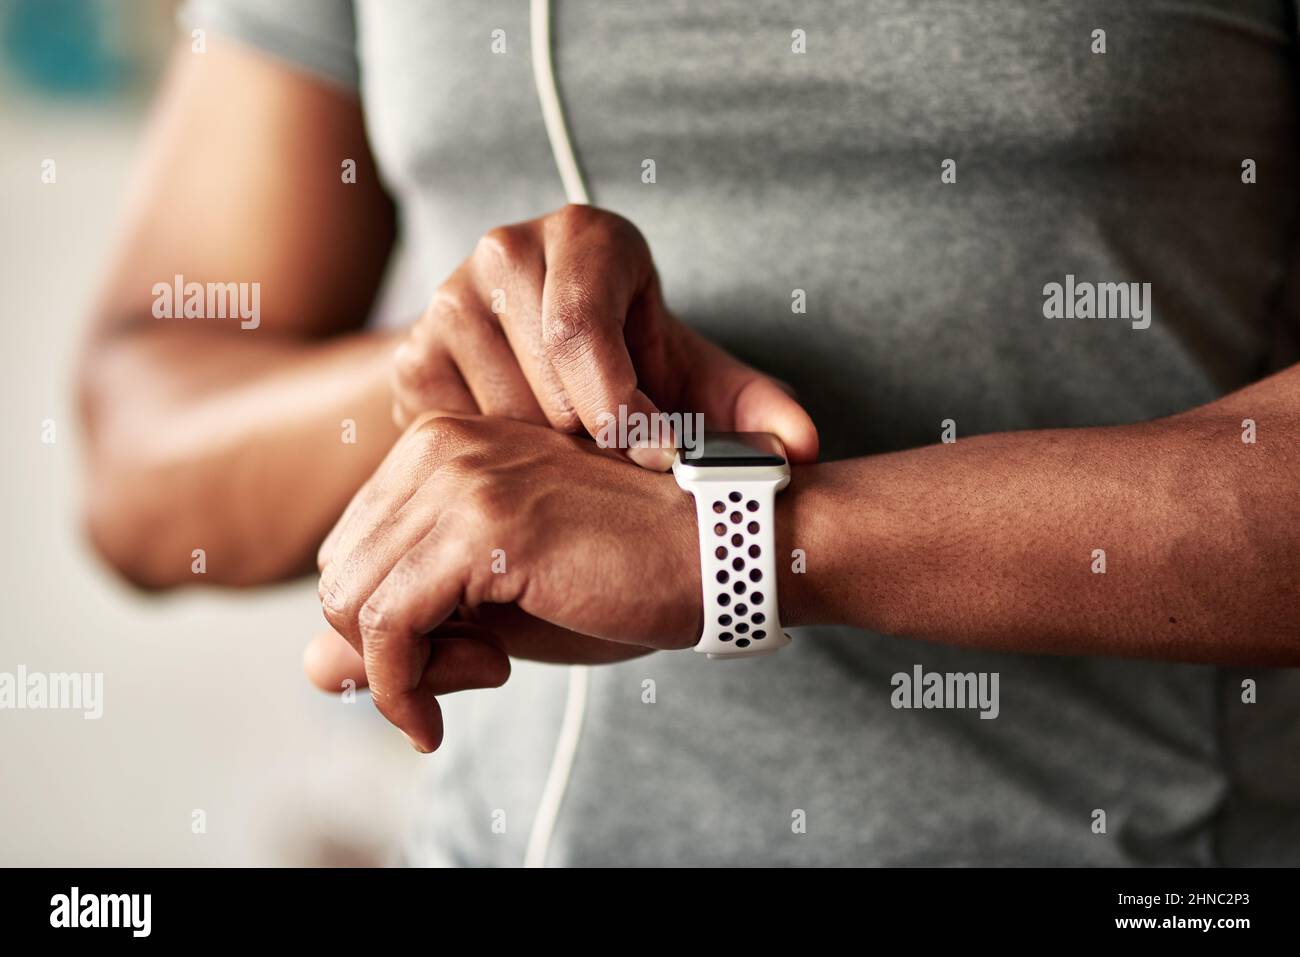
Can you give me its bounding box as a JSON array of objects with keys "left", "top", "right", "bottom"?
[{"left": 80, "top": 482, "right": 189, "bottom": 591}]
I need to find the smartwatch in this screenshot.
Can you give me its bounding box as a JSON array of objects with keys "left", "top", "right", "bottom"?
[{"left": 673, "top": 432, "right": 792, "bottom": 659}]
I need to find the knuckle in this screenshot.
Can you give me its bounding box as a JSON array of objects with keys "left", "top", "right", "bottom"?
[
  {"left": 391, "top": 348, "right": 451, "bottom": 410},
  {"left": 356, "top": 595, "right": 397, "bottom": 643},
  {"left": 541, "top": 286, "right": 599, "bottom": 356},
  {"left": 474, "top": 225, "right": 526, "bottom": 267},
  {"left": 552, "top": 202, "right": 599, "bottom": 233},
  {"left": 534, "top": 388, "right": 582, "bottom": 432},
  {"left": 391, "top": 341, "right": 430, "bottom": 390},
  {"left": 391, "top": 341, "right": 417, "bottom": 378},
  {"left": 318, "top": 576, "right": 356, "bottom": 632},
  {"left": 425, "top": 283, "right": 476, "bottom": 330},
  {"left": 552, "top": 203, "right": 640, "bottom": 247},
  {"left": 409, "top": 416, "right": 483, "bottom": 477},
  {"left": 420, "top": 414, "right": 478, "bottom": 448}
]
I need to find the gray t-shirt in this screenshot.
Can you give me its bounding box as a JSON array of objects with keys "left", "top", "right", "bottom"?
[{"left": 187, "top": 0, "right": 1300, "bottom": 865}]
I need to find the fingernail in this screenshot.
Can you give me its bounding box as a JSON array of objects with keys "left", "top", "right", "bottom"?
[
  {"left": 405, "top": 733, "right": 432, "bottom": 754},
  {"left": 628, "top": 444, "right": 676, "bottom": 471}
]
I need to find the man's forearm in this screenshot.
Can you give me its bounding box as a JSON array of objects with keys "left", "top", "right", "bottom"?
[
  {"left": 780, "top": 365, "right": 1300, "bottom": 665},
  {"left": 79, "top": 328, "right": 402, "bottom": 588}
]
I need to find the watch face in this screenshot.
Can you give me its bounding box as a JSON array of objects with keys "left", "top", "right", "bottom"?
[{"left": 681, "top": 432, "right": 787, "bottom": 467}]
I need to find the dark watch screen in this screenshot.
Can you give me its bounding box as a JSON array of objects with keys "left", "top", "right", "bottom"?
[{"left": 681, "top": 432, "right": 787, "bottom": 467}]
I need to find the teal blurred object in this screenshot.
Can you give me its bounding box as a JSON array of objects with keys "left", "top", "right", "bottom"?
[{"left": 1, "top": 0, "right": 132, "bottom": 94}]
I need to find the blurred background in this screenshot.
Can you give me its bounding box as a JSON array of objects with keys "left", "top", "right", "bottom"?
[{"left": 0, "top": 0, "right": 412, "bottom": 866}]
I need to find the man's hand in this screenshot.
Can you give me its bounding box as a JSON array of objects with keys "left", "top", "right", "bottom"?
[
  {"left": 302, "top": 606, "right": 654, "bottom": 699},
  {"left": 391, "top": 204, "right": 819, "bottom": 469},
  {"left": 316, "top": 415, "right": 702, "bottom": 750}
]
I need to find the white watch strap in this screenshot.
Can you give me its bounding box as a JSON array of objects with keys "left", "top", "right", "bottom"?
[{"left": 688, "top": 480, "right": 790, "bottom": 658}]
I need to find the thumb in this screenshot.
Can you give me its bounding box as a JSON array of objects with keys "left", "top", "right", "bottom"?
[
  {"left": 304, "top": 628, "right": 368, "bottom": 692},
  {"left": 303, "top": 624, "right": 511, "bottom": 697},
  {"left": 678, "top": 329, "right": 819, "bottom": 464}
]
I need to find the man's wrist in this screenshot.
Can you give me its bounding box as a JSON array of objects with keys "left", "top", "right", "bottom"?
[
  {"left": 667, "top": 456, "right": 857, "bottom": 645},
  {"left": 776, "top": 463, "right": 832, "bottom": 629}
]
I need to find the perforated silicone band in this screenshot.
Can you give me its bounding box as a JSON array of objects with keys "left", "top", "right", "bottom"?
[{"left": 686, "top": 480, "right": 790, "bottom": 658}]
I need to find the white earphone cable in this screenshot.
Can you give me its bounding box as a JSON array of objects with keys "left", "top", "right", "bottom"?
[
  {"left": 523, "top": 0, "right": 592, "bottom": 870},
  {"left": 530, "top": 0, "right": 591, "bottom": 206},
  {"left": 522, "top": 662, "right": 589, "bottom": 868}
]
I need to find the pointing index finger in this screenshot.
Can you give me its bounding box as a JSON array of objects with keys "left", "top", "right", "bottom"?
[{"left": 540, "top": 210, "right": 674, "bottom": 469}]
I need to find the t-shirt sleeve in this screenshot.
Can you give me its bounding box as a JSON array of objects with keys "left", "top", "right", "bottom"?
[{"left": 179, "top": 0, "right": 359, "bottom": 91}]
